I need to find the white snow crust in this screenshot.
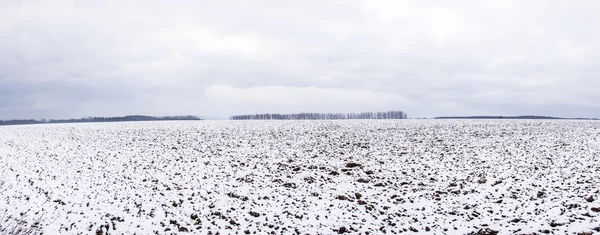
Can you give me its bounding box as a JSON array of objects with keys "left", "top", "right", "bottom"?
[{"left": 1, "top": 120, "right": 600, "bottom": 234}]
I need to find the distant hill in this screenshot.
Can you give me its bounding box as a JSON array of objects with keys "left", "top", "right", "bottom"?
[
  {"left": 434, "top": 115, "right": 599, "bottom": 120},
  {"left": 0, "top": 115, "right": 202, "bottom": 126},
  {"left": 197, "top": 116, "right": 229, "bottom": 120}
]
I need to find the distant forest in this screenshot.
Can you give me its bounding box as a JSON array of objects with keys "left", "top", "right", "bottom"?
[
  {"left": 435, "top": 115, "right": 599, "bottom": 120},
  {"left": 0, "top": 115, "right": 202, "bottom": 126},
  {"left": 230, "top": 111, "right": 408, "bottom": 120}
]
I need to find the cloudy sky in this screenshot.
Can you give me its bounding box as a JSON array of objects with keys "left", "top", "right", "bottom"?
[{"left": 1, "top": 0, "right": 599, "bottom": 119}]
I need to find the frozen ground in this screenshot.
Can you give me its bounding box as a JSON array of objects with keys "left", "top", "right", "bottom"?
[{"left": 1, "top": 120, "right": 600, "bottom": 234}]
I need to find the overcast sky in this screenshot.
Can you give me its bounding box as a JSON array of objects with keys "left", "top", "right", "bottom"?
[{"left": 1, "top": 1, "right": 599, "bottom": 119}]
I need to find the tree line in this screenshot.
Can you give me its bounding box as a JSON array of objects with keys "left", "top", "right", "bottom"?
[
  {"left": 230, "top": 111, "right": 407, "bottom": 120},
  {"left": 0, "top": 115, "right": 201, "bottom": 126}
]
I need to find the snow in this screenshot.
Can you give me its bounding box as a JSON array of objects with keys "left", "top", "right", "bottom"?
[{"left": 1, "top": 120, "right": 600, "bottom": 234}]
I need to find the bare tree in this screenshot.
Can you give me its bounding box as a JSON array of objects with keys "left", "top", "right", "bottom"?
[{"left": 231, "top": 111, "right": 407, "bottom": 120}]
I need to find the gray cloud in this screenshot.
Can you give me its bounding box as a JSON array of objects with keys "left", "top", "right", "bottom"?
[{"left": 1, "top": 0, "right": 599, "bottom": 119}]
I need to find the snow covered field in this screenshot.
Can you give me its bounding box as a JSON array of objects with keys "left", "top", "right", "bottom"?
[{"left": 1, "top": 120, "right": 600, "bottom": 234}]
